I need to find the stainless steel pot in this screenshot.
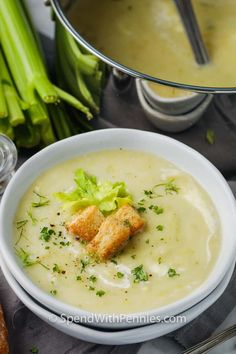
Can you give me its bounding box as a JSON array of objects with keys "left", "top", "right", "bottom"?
[{"left": 49, "top": 0, "right": 236, "bottom": 94}]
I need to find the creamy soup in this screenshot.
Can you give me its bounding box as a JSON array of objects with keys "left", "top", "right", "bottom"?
[
  {"left": 13, "top": 150, "right": 220, "bottom": 314},
  {"left": 68, "top": 0, "right": 236, "bottom": 88},
  {"left": 147, "top": 82, "right": 193, "bottom": 98}
]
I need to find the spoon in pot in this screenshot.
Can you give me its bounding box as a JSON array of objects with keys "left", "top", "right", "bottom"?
[{"left": 173, "top": 0, "right": 209, "bottom": 65}]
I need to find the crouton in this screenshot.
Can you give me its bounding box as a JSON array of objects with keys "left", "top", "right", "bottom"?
[
  {"left": 87, "top": 205, "right": 145, "bottom": 260},
  {"left": 115, "top": 205, "right": 145, "bottom": 235},
  {"left": 67, "top": 205, "right": 105, "bottom": 242},
  {"left": 0, "top": 305, "right": 9, "bottom": 354}
]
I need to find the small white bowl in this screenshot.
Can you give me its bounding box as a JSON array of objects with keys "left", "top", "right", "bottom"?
[
  {"left": 0, "top": 255, "right": 234, "bottom": 345},
  {"left": 140, "top": 80, "right": 207, "bottom": 115},
  {"left": 0, "top": 129, "right": 236, "bottom": 329},
  {"left": 136, "top": 80, "right": 213, "bottom": 133}
]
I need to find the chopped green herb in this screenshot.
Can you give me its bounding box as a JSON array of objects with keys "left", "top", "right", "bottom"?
[
  {"left": 16, "top": 219, "right": 28, "bottom": 229},
  {"left": 30, "top": 346, "right": 39, "bottom": 353},
  {"left": 149, "top": 205, "right": 164, "bottom": 215},
  {"left": 154, "top": 179, "right": 180, "bottom": 195},
  {"left": 15, "top": 228, "right": 24, "bottom": 246},
  {"left": 59, "top": 241, "right": 70, "bottom": 246},
  {"left": 89, "top": 286, "right": 95, "bottom": 291},
  {"left": 156, "top": 225, "right": 164, "bottom": 231},
  {"left": 27, "top": 210, "right": 38, "bottom": 225},
  {"left": 158, "top": 257, "right": 162, "bottom": 264},
  {"left": 137, "top": 207, "right": 146, "bottom": 213},
  {"left": 111, "top": 259, "right": 118, "bottom": 265},
  {"left": 145, "top": 239, "right": 150, "bottom": 244},
  {"left": 131, "top": 254, "right": 136, "bottom": 259},
  {"left": 15, "top": 220, "right": 28, "bottom": 245},
  {"left": 123, "top": 219, "right": 131, "bottom": 227},
  {"left": 144, "top": 190, "right": 153, "bottom": 197},
  {"left": 168, "top": 268, "right": 180, "bottom": 278},
  {"left": 53, "top": 264, "right": 61, "bottom": 274},
  {"left": 89, "top": 275, "right": 97, "bottom": 283},
  {"left": 45, "top": 246, "right": 50, "bottom": 250},
  {"left": 131, "top": 264, "right": 149, "bottom": 283},
  {"left": 76, "top": 275, "right": 82, "bottom": 281},
  {"left": 32, "top": 191, "right": 50, "bottom": 208},
  {"left": 39, "top": 263, "right": 50, "bottom": 271},
  {"left": 160, "top": 238, "right": 164, "bottom": 241},
  {"left": 138, "top": 199, "right": 145, "bottom": 205},
  {"left": 96, "top": 290, "right": 106, "bottom": 297},
  {"left": 206, "top": 129, "right": 215, "bottom": 145},
  {"left": 15, "top": 248, "right": 49, "bottom": 270},
  {"left": 50, "top": 289, "right": 57, "bottom": 296},
  {"left": 15, "top": 248, "right": 38, "bottom": 267},
  {"left": 40, "top": 227, "right": 56, "bottom": 242},
  {"left": 80, "top": 258, "right": 90, "bottom": 272},
  {"left": 117, "top": 272, "right": 124, "bottom": 278}
]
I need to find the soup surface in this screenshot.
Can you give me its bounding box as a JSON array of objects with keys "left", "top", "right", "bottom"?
[
  {"left": 68, "top": 0, "right": 236, "bottom": 88},
  {"left": 147, "top": 82, "right": 193, "bottom": 98},
  {"left": 14, "top": 150, "right": 220, "bottom": 314}
]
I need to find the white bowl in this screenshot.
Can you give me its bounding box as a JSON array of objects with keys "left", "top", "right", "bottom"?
[
  {"left": 0, "top": 129, "right": 236, "bottom": 329},
  {"left": 0, "top": 255, "right": 234, "bottom": 345},
  {"left": 140, "top": 80, "right": 207, "bottom": 115},
  {"left": 136, "top": 80, "right": 213, "bottom": 132}
]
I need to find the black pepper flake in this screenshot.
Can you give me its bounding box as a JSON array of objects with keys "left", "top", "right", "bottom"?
[
  {"left": 57, "top": 212, "right": 60, "bottom": 216},
  {"left": 50, "top": 224, "right": 55, "bottom": 227}
]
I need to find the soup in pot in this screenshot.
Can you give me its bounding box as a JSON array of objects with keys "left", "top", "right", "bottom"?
[{"left": 68, "top": 0, "right": 236, "bottom": 88}]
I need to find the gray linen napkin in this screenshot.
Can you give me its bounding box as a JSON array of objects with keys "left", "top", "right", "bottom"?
[{"left": 0, "top": 181, "right": 235, "bottom": 353}]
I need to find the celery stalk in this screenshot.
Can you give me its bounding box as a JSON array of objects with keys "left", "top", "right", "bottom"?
[
  {"left": 49, "top": 104, "right": 72, "bottom": 140},
  {"left": 27, "top": 98, "right": 49, "bottom": 126},
  {"left": 15, "top": 118, "right": 41, "bottom": 148},
  {"left": 0, "top": 50, "right": 25, "bottom": 126},
  {"left": 56, "top": 21, "right": 99, "bottom": 77},
  {"left": 54, "top": 86, "right": 92, "bottom": 120},
  {"left": 0, "top": 0, "right": 58, "bottom": 103},
  {"left": 0, "top": 119, "right": 14, "bottom": 140},
  {"left": 0, "top": 0, "right": 88, "bottom": 114},
  {"left": 0, "top": 81, "right": 8, "bottom": 119},
  {"left": 55, "top": 25, "right": 98, "bottom": 113},
  {"left": 40, "top": 119, "right": 56, "bottom": 146}
]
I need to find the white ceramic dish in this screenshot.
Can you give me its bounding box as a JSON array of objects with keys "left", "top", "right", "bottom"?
[
  {"left": 0, "top": 129, "right": 236, "bottom": 329},
  {"left": 0, "top": 255, "right": 234, "bottom": 345},
  {"left": 136, "top": 80, "right": 213, "bottom": 132},
  {"left": 140, "top": 80, "right": 207, "bottom": 116}
]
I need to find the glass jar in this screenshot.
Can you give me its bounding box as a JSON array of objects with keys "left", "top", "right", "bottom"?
[{"left": 0, "top": 134, "right": 18, "bottom": 195}]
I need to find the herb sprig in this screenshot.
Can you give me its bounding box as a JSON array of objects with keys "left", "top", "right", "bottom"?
[
  {"left": 32, "top": 191, "right": 50, "bottom": 208},
  {"left": 168, "top": 268, "right": 180, "bottom": 278},
  {"left": 15, "top": 248, "right": 49, "bottom": 270},
  {"left": 40, "top": 227, "right": 56, "bottom": 242},
  {"left": 131, "top": 264, "right": 149, "bottom": 283}
]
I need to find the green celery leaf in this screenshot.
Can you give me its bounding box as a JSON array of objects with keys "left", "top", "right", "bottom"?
[{"left": 55, "top": 169, "right": 132, "bottom": 213}]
